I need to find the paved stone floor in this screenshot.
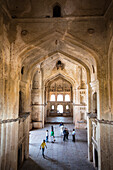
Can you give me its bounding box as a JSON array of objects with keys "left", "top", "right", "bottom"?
[
  {"left": 20, "top": 123, "right": 95, "bottom": 170},
  {"left": 46, "top": 116, "right": 73, "bottom": 124}
]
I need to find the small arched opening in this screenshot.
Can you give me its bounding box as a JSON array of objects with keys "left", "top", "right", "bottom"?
[{"left": 53, "top": 4, "right": 61, "bottom": 17}]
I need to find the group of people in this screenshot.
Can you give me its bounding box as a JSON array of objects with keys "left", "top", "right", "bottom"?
[
  {"left": 40, "top": 123, "right": 76, "bottom": 158},
  {"left": 59, "top": 122, "right": 75, "bottom": 142}
]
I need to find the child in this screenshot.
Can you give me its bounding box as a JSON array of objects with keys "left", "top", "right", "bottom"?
[
  {"left": 40, "top": 140, "right": 47, "bottom": 158},
  {"left": 46, "top": 130, "right": 49, "bottom": 142},
  {"left": 72, "top": 129, "right": 76, "bottom": 142}
]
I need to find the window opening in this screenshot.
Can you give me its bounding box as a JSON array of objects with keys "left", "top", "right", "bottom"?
[
  {"left": 21, "top": 66, "right": 24, "bottom": 75},
  {"left": 53, "top": 5, "right": 61, "bottom": 17},
  {"left": 66, "top": 105, "right": 69, "bottom": 110},
  {"left": 50, "top": 94, "right": 55, "bottom": 101},
  {"left": 57, "top": 105, "right": 63, "bottom": 113},
  {"left": 65, "top": 94, "right": 70, "bottom": 101},
  {"left": 57, "top": 94, "right": 63, "bottom": 101},
  {"left": 51, "top": 105, "right": 54, "bottom": 110},
  {"left": 58, "top": 60, "right": 61, "bottom": 65}
]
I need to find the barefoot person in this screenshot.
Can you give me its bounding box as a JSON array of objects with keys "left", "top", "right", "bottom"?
[{"left": 40, "top": 140, "right": 47, "bottom": 158}]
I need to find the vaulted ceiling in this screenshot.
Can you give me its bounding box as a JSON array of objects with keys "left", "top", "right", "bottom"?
[{"left": 2, "top": 0, "right": 112, "bottom": 18}]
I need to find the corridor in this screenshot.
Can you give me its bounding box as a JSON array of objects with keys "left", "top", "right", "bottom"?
[{"left": 20, "top": 124, "right": 95, "bottom": 170}]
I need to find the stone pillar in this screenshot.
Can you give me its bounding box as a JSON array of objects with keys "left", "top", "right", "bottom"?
[
  {"left": 1, "top": 121, "right": 19, "bottom": 170},
  {"left": 95, "top": 66, "right": 112, "bottom": 169},
  {"left": 32, "top": 69, "right": 44, "bottom": 128},
  {"left": 76, "top": 89, "right": 80, "bottom": 104},
  {"left": 97, "top": 121, "right": 113, "bottom": 170},
  {"left": 25, "top": 116, "right": 30, "bottom": 159},
  {"left": 74, "top": 88, "right": 80, "bottom": 128},
  {"left": 86, "top": 83, "right": 91, "bottom": 113},
  {"left": 73, "top": 88, "right": 76, "bottom": 123}
]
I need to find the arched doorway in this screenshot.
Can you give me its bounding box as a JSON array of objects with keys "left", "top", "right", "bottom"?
[{"left": 45, "top": 76, "right": 73, "bottom": 117}]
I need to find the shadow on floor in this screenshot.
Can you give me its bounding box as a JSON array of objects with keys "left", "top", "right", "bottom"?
[
  {"left": 76, "top": 139, "right": 87, "bottom": 143},
  {"left": 19, "top": 158, "right": 44, "bottom": 170},
  {"left": 44, "top": 156, "right": 69, "bottom": 169}
]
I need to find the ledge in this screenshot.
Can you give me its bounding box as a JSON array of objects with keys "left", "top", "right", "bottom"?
[
  {"left": 0, "top": 112, "right": 30, "bottom": 124},
  {"left": 12, "top": 16, "right": 104, "bottom": 24},
  {"left": 97, "top": 119, "right": 113, "bottom": 125},
  {"left": 77, "top": 120, "right": 87, "bottom": 123},
  {"left": 31, "top": 104, "right": 45, "bottom": 106},
  {"left": 0, "top": 118, "right": 19, "bottom": 124}
]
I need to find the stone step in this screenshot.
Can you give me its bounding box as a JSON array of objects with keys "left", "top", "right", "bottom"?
[{"left": 46, "top": 122, "right": 73, "bottom": 124}]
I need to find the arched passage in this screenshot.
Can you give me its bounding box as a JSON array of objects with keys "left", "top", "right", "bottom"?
[{"left": 18, "top": 30, "right": 100, "bottom": 170}]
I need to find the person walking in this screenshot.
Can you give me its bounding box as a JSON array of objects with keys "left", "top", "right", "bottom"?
[
  {"left": 45, "top": 130, "right": 49, "bottom": 142},
  {"left": 40, "top": 140, "right": 47, "bottom": 158},
  {"left": 66, "top": 128, "right": 69, "bottom": 140},
  {"left": 63, "top": 128, "right": 67, "bottom": 141},
  {"left": 51, "top": 125, "right": 54, "bottom": 132},
  {"left": 51, "top": 130, "right": 54, "bottom": 143},
  {"left": 72, "top": 129, "right": 76, "bottom": 142},
  {"left": 59, "top": 122, "right": 64, "bottom": 136}
]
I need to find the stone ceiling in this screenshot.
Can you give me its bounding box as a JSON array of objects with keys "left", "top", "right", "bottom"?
[{"left": 2, "top": 0, "right": 112, "bottom": 18}]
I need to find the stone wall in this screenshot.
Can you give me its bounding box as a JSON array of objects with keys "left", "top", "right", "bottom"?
[
  {"left": 18, "top": 113, "right": 30, "bottom": 168},
  {"left": 0, "top": 1, "right": 113, "bottom": 170}
]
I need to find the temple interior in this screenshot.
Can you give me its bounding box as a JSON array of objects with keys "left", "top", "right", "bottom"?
[{"left": 0, "top": 0, "right": 113, "bottom": 170}]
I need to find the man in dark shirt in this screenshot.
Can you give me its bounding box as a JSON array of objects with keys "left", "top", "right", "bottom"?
[{"left": 63, "top": 128, "right": 67, "bottom": 141}]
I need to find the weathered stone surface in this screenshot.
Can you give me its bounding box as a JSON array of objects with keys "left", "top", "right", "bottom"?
[{"left": 0, "top": 1, "right": 113, "bottom": 170}]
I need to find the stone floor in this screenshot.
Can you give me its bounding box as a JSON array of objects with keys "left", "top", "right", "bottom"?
[
  {"left": 20, "top": 123, "right": 95, "bottom": 170},
  {"left": 46, "top": 116, "right": 73, "bottom": 124}
]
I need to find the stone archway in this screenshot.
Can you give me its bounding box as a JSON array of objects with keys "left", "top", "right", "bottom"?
[{"left": 45, "top": 76, "right": 73, "bottom": 118}]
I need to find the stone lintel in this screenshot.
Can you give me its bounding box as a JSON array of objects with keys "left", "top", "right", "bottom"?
[
  {"left": 31, "top": 104, "right": 45, "bottom": 106},
  {"left": 0, "top": 112, "right": 30, "bottom": 124}
]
